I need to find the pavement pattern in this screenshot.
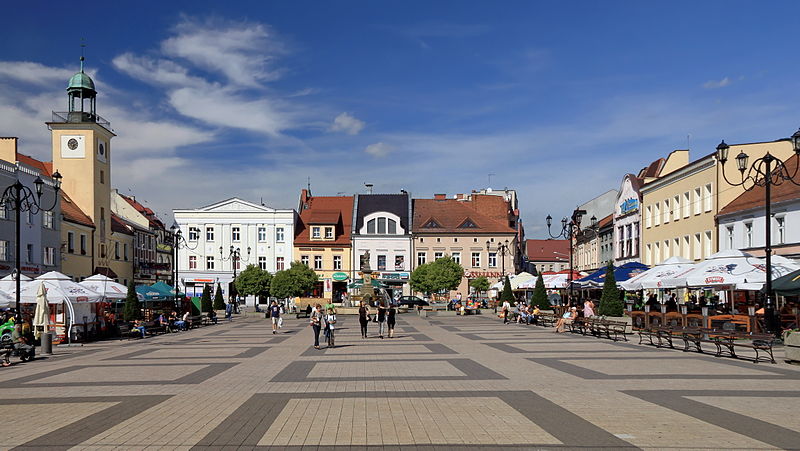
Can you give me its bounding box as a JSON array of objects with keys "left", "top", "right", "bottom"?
[{"left": 1, "top": 311, "right": 799, "bottom": 450}]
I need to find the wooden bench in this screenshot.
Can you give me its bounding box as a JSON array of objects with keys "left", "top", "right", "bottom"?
[
  {"left": 187, "top": 315, "right": 204, "bottom": 329},
  {"left": 538, "top": 312, "right": 556, "bottom": 327},
  {"left": 638, "top": 326, "right": 671, "bottom": 347},
  {"left": 118, "top": 323, "right": 134, "bottom": 340},
  {"left": 145, "top": 321, "right": 166, "bottom": 335},
  {"left": 705, "top": 329, "right": 776, "bottom": 363},
  {"left": 603, "top": 320, "right": 628, "bottom": 342}
]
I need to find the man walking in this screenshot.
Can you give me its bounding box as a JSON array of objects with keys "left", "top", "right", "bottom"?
[{"left": 269, "top": 300, "right": 281, "bottom": 334}]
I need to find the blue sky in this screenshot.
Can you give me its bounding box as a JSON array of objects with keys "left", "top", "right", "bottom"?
[{"left": 2, "top": 1, "right": 799, "bottom": 238}]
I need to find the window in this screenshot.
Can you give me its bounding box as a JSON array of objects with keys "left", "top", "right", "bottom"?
[
  {"left": 235, "top": 258, "right": 241, "bottom": 271},
  {"left": 0, "top": 204, "right": 6, "bottom": 220},
  {"left": 189, "top": 255, "right": 197, "bottom": 269},
  {"left": 0, "top": 240, "right": 7, "bottom": 261},
  {"left": 312, "top": 227, "right": 321, "bottom": 239},
  {"left": 726, "top": 225, "right": 734, "bottom": 249},
  {"left": 395, "top": 255, "right": 404, "bottom": 270},
  {"left": 434, "top": 251, "right": 444, "bottom": 261},
  {"left": 704, "top": 231, "right": 713, "bottom": 257},
  {"left": 776, "top": 216, "right": 786, "bottom": 245},
  {"left": 471, "top": 252, "right": 481, "bottom": 268},
  {"left": 674, "top": 238, "right": 680, "bottom": 258},
  {"left": 683, "top": 192, "right": 690, "bottom": 218},
  {"left": 43, "top": 247, "right": 55, "bottom": 266},
  {"left": 417, "top": 252, "right": 427, "bottom": 266},
  {"left": 258, "top": 227, "right": 267, "bottom": 242},
  {"left": 43, "top": 211, "right": 54, "bottom": 229},
  {"left": 451, "top": 252, "right": 461, "bottom": 265},
  {"left": 645, "top": 205, "right": 652, "bottom": 228},
  {"left": 704, "top": 184, "right": 713, "bottom": 212},
  {"left": 745, "top": 222, "right": 753, "bottom": 248},
  {"left": 376, "top": 217, "right": 386, "bottom": 234},
  {"left": 314, "top": 255, "right": 323, "bottom": 270},
  {"left": 301, "top": 255, "right": 309, "bottom": 267},
  {"left": 115, "top": 242, "right": 120, "bottom": 259},
  {"left": 259, "top": 256, "right": 267, "bottom": 270},
  {"left": 673, "top": 195, "right": 680, "bottom": 221},
  {"left": 663, "top": 199, "right": 670, "bottom": 224},
  {"left": 663, "top": 240, "right": 670, "bottom": 259},
  {"left": 694, "top": 233, "right": 702, "bottom": 260},
  {"left": 206, "top": 226, "right": 215, "bottom": 241},
  {"left": 683, "top": 235, "right": 690, "bottom": 259},
  {"left": 325, "top": 227, "right": 333, "bottom": 239},
  {"left": 124, "top": 243, "right": 129, "bottom": 261},
  {"left": 80, "top": 234, "right": 87, "bottom": 255},
  {"left": 633, "top": 222, "right": 640, "bottom": 256},
  {"left": 694, "top": 188, "right": 702, "bottom": 215},
  {"left": 206, "top": 256, "right": 215, "bottom": 270},
  {"left": 276, "top": 257, "right": 285, "bottom": 271},
  {"left": 367, "top": 219, "right": 376, "bottom": 234},
  {"left": 188, "top": 227, "right": 200, "bottom": 241},
  {"left": 67, "top": 232, "right": 75, "bottom": 253},
  {"left": 377, "top": 255, "right": 386, "bottom": 270},
  {"left": 333, "top": 255, "right": 342, "bottom": 270},
  {"left": 99, "top": 170, "right": 104, "bottom": 184},
  {"left": 388, "top": 219, "right": 397, "bottom": 234},
  {"left": 26, "top": 244, "right": 33, "bottom": 263},
  {"left": 646, "top": 243, "right": 652, "bottom": 265},
  {"left": 654, "top": 203, "right": 660, "bottom": 226},
  {"left": 232, "top": 227, "right": 240, "bottom": 242},
  {"left": 276, "top": 227, "right": 285, "bottom": 242},
  {"left": 488, "top": 252, "right": 497, "bottom": 267},
  {"left": 26, "top": 210, "right": 33, "bottom": 225},
  {"left": 654, "top": 241, "right": 660, "bottom": 263}
]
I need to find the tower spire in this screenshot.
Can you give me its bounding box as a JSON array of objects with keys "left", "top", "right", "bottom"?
[{"left": 80, "top": 38, "right": 86, "bottom": 72}]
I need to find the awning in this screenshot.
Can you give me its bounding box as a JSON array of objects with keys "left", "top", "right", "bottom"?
[
  {"left": 576, "top": 262, "right": 649, "bottom": 288},
  {"left": 347, "top": 279, "right": 386, "bottom": 289}
]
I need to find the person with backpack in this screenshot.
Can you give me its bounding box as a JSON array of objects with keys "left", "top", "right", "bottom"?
[
  {"left": 269, "top": 300, "right": 281, "bottom": 334},
  {"left": 325, "top": 307, "right": 337, "bottom": 348}
]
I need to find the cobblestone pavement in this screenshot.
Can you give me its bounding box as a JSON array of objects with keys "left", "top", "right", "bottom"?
[{"left": 1, "top": 312, "right": 799, "bottom": 450}]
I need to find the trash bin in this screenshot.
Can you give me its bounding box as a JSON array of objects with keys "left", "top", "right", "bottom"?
[{"left": 41, "top": 331, "right": 53, "bottom": 355}]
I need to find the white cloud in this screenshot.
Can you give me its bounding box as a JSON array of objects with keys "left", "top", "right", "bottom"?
[
  {"left": 112, "top": 53, "right": 209, "bottom": 89},
  {"left": 0, "top": 61, "right": 75, "bottom": 87},
  {"left": 330, "top": 112, "right": 365, "bottom": 135},
  {"left": 703, "top": 77, "right": 731, "bottom": 89},
  {"left": 365, "top": 142, "right": 392, "bottom": 158}
]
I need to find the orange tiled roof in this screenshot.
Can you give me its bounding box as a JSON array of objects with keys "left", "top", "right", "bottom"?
[
  {"left": 111, "top": 213, "right": 134, "bottom": 235},
  {"left": 60, "top": 192, "right": 94, "bottom": 228},
  {"left": 294, "top": 195, "right": 354, "bottom": 246},
  {"left": 16, "top": 153, "right": 51, "bottom": 177},
  {"left": 718, "top": 154, "right": 800, "bottom": 216},
  {"left": 412, "top": 198, "right": 515, "bottom": 234},
  {"left": 526, "top": 239, "right": 570, "bottom": 262}
]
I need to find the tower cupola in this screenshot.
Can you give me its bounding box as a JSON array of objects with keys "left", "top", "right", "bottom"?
[{"left": 66, "top": 56, "right": 97, "bottom": 122}]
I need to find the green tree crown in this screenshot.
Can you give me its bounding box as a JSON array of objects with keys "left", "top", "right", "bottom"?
[
  {"left": 122, "top": 280, "right": 140, "bottom": 322},
  {"left": 270, "top": 261, "right": 319, "bottom": 299},
  {"left": 598, "top": 262, "right": 624, "bottom": 317},
  {"left": 499, "top": 275, "right": 515, "bottom": 302},
  {"left": 532, "top": 273, "right": 550, "bottom": 309}
]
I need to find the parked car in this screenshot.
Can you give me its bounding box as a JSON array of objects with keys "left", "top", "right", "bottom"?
[{"left": 397, "top": 296, "right": 429, "bottom": 308}]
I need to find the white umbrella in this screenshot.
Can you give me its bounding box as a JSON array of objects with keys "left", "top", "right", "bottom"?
[
  {"left": 668, "top": 249, "right": 797, "bottom": 288},
  {"left": 510, "top": 272, "right": 536, "bottom": 290},
  {"left": 13, "top": 271, "right": 103, "bottom": 304},
  {"left": 619, "top": 256, "right": 694, "bottom": 290},
  {"left": 0, "top": 273, "right": 32, "bottom": 294},
  {"left": 0, "top": 288, "right": 13, "bottom": 308},
  {"left": 33, "top": 282, "right": 50, "bottom": 339},
  {"left": 79, "top": 274, "right": 128, "bottom": 300}
]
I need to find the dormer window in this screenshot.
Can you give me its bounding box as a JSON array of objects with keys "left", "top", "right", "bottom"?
[
  {"left": 361, "top": 212, "right": 404, "bottom": 235},
  {"left": 422, "top": 219, "right": 441, "bottom": 228},
  {"left": 325, "top": 227, "right": 334, "bottom": 239},
  {"left": 458, "top": 218, "right": 478, "bottom": 229},
  {"left": 312, "top": 227, "right": 321, "bottom": 239}
]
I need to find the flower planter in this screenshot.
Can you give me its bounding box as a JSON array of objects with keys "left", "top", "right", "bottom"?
[{"left": 783, "top": 330, "right": 800, "bottom": 363}]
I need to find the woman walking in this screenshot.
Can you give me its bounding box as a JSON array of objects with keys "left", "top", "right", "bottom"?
[
  {"left": 325, "top": 307, "right": 337, "bottom": 347},
  {"left": 583, "top": 299, "right": 595, "bottom": 318},
  {"left": 387, "top": 303, "right": 397, "bottom": 338},
  {"left": 376, "top": 302, "right": 387, "bottom": 339},
  {"left": 310, "top": 304, "right": 323, "bottom": 349},
  {"left": 358, "top": 301, "right": 370, "bottom": 339}
]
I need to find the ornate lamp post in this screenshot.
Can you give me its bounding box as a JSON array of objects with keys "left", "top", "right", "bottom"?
[
  {"left": 545, "top": 209, "right": 598, "bottom": 306},
  {"left": 0, "top": 170, "right": 62, "bottom": 321},
  {"left": 486, "top": 239, "right": 512, "bottom": 279},
  {"left": 220, "top": 245, "right": 251, "bottom": 303},
  {"left": 715, "top": 129, "right": 800, "bottom": 336}
]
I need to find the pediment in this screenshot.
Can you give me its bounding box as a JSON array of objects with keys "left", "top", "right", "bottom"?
[{"left": 200, "top": 198, "right": 275, "bottom": 213}]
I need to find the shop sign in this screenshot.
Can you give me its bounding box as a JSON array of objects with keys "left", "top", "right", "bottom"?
[
  {"left": 705, "top": 276, "right": 725, "bottom": 284},
  {"left": 332, "top": 272, "right": 349, "bottom": 281},
  {"left": 464, "top": 271, "right": 506, "bottom": 278},
  {"left": 377, "top": 272, "right": 409, "bottom": 280},
  {"left": 187, "top": 278, "right": 215, "bottom": 283},
  {"left": 619, "top": 198, "right": 639, "bottom": 215}
]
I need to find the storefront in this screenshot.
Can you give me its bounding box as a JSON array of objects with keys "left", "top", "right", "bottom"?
[{"left": 374, "top": 271, "right": 410, "bottom": 298}]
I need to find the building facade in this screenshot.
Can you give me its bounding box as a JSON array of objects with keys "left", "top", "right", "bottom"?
[
  {"left": 573, "top": 190, "right": 618, "bottom": 272},
  {"left": 412, "top": 194, "right": 518, "bottom": 297},
  {"left": 525, "top": 239, "right": 569, "bottom": 274},
  {"left": 173, "top": 197, "right": 295, "bottom": 306},
  {"left": 352, "top": 193, "right": 412, "bottom": 296},
  {"left": 293, "top": 190, "right": 353, "bottom": 302},
  {"left": 613, "top": 174, "right": 643, "bottom": 265}
]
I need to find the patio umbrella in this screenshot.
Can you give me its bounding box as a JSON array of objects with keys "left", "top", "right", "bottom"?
[
  {"left": 576, "top": 262, "right": 649, "bottom": 288},
  {"left": 768, "top": 268, "right": 800, "bottom": 296},
  {"left": 135, "top": 285, "right": 168, "bottom": 302},
  {"left": 13, "top": 271, "right": 103, "bottom": 304},
  {"left": 0, "top": 289, "right": 14, "bottom": 309},
  {"left": 619, "top": 256, "right": 694, "bottom": 290},
  {"left": 667, "top": 249, "right": 798, "bottom": 288},
  {"left": 0, "top": 273, "right": 32, "bottom": 293},
  {"left": 79, "top": 274, "right": 128, "bottom": 300},
  {"left": 33, "top": 282, "right": 50, "bottom": 339},
  {"left": 510, "top": 272, "right": 536, "bottom": 290}
]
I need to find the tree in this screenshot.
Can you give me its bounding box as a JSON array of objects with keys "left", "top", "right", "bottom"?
[
  {"left": 499, "top": 275, "right": 515, "bottom": 303},
  {"left": 270, "top": 261, "right": 319, "bottom": 299},
  {"left": 200, "top": 284, "right": 213, "bottom": 313},
  {"left": 235, "top": 264, "right": 272, "bottom": 304},
  {"left": 598, "top": 262, "right": 624, "bottom": 317},
  {"left": 531, "top": 273, "right": 550, "bottom": 309},
  {"left": 469, "top": 276, "right": 490, "bottom": 297},
  {"left": 410, "top": 256, "right": 464, "bottom": 298},
  {"left": 213, "top": 284, "right": 225, "bottom": 310},
  {"left": 122, "top": 280, "right": 141, "bottom": 322}
]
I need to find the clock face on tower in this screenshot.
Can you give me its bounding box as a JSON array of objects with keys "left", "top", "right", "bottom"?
[
  {"left": 60, "top": 135, "right": 86, "bottom": 159},
  {"left": 97, "top": 141, "right": 107, "bottom": 163}
]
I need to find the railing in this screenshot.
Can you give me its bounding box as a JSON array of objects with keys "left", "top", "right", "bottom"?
[{"left": 51, "top": 111, "right": 111, "bottom": 128}]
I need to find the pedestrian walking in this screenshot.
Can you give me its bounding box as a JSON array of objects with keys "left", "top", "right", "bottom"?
[
  {"left": 325, "top": 307, "right": 337, "bottom": 347},
  {"left": 377, "top": 302, "right": 387, "bottom": 339},
  {"left": 358, "top": 301, "right": 370, "bottom": 338},
  {"left": 269, "top": 300, "right": 281, "bottom": 334},
  {"left": 583, "top": 299, "right": 595, "bottom": 318},
  {"left": 387, "top": 303, "right": 397, "bottom": 338},
  {"left": 502, "top": 299, "right": 511, "bottom": 324},
  {"left": 310, "top": 304, "right": 324, "bottom": 349}
]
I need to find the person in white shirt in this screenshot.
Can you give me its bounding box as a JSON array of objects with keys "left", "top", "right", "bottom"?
[{"left": 325, "top": 308, "right": 337, "bottom": 348}]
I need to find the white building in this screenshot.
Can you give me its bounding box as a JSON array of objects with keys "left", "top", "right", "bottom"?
[
  {"left": 173, "top": 197, "right": 295, "bottom": 307},
  {"left": 614, "top": 174, "right": 643, "bottom": 265},
  {"left": 351, "top": 193, "right": 412, "bottom": 296}
]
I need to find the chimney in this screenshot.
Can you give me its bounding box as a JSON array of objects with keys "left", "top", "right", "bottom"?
[
  {"left": 434, "top": 193, "right": 446, "bottom": 200},
  {"left": 0, "top": 137, "right": 18, "bottom": 164}
]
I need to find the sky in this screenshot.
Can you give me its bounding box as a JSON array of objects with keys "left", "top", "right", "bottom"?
[{"left": 2, "top": 1, "right": 800, "bottom": 238}]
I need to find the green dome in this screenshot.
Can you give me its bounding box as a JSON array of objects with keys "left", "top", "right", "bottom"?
[{"left": 67, "top": 71, "right": 95, "bottom": 92}]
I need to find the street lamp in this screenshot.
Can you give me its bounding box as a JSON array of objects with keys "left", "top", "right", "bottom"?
[
  {"left": 0, "top": 170, "right": 62, "bottom": 321},
  {"left": 715, "top": 129, "right": 800, "bottom": 336},
  {"left": 486, "top": 239, "right": 512, "bottom": 279},
  {"left": 220, "top": 245, "right": 251, "bottom": 303},
  {"left": 545, "top": 208, "right": 598, "bottom": 306}
]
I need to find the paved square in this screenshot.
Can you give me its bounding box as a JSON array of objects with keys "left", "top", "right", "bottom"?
[{"left": 1, "top": 313, "right": 799, "bottom": 450}]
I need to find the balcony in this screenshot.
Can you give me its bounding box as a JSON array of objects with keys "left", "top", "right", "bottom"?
[{"left": 51, "top": 111, "right": 111, "bottom": 128}]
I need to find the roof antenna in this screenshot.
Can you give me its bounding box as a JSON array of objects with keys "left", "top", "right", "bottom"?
[
  {"left": 307, "top": 176, "right": 311, "bottom": 196},
  {"left": 80, "top": 38, "right": 86, "bottom": 71},
  {"left": 365, "top": 183, "right": 373, "bottom": 194},
  {"left": 488, "top": 173, "right": 495, "bottom": 188}
]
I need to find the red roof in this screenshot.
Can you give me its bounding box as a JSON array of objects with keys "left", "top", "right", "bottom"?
[
  {"left": 526, "top": 239, "right": 569, "bottom": 262},
  {"left": 16, "top": 153, "right": 52, "bottom": 177},
  {"left": 412, "top": 197, "right": 516, "bottom": 234},
  {"left": 718, "top": 154, "right": 800, "bottom": 216},
  {"left": 294, "top": 195, "right": 354, "bottom": 247},
  {"left": 120, "top": 193, "right": 165, "bottom": 229},
  {"left": 60, "top": 192, "right": 94, "bottom": 228},
  {"left": 111, "top": 213, "right": 134, "bottom": 235}
]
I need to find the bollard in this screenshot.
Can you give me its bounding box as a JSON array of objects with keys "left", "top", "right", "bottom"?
[{"left": 41, "top": 331, "right": 53, "bottom": 355}]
